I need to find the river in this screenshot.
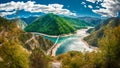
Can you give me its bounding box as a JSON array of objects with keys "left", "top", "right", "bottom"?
[{"left": 42, "top": 27, "right": 95, "bottom": 56}]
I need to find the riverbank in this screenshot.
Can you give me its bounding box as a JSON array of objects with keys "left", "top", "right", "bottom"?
[
  {"left": 81, "top": 39, "right": 98, "bottom": 50},
  {"left": 51, "top": 43, "right": 63, "bottom": 56},
  {"left": 51, "top": 27, "right": 96, "bottom": 56},
  {"left": 47, "top": 35, "right": 60, "bottom": 55}
]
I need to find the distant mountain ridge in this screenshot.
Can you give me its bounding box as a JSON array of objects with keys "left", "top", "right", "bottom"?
[
  {"left": 63, "top": 17, "right": 91, "bottom": 29},
  {"left": 78, "top": 16, "right": 103, "bottom": 26},
  {"left": 20, "top": 17, "right": 38, "bottom": 24}
]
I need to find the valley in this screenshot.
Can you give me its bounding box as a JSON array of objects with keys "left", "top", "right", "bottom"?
[
  {"left": 1, "top": 0, "right": 120, "bottom": 68},
  {"left": 1, "top": 13, "right": 120, "bottom": 68},
  {"left": 51, "top": 27, "right": 97, "bottom": 56},
  {"left": 31, "top": 27, "right": 96, "bottom": 56}
]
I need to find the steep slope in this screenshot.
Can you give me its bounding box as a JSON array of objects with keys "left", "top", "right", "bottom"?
[
  {"left": 0, "top": 17, "right": 30, "bottom": 68},
  {"left": 0, "top": 17, "right": 54, "bottom": 51},
  {"left": 84, "top": 17, "right": 120, "bottom": 46},
  {"left": 0, "top": 17, "right": 54, "bottom": 68},
  {"left": 25, "top": 13, "right": 76, "bottom": 35},
  {"left": 17, "top": 19, "right": 28, "bottom": 29},
  {"left": 11, "top": 19, "right": 28, "bottom": 30}
]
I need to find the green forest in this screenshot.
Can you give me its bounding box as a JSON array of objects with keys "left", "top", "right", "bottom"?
[{"left": 25, "top": 13, "right": 89, "bottom": 35}]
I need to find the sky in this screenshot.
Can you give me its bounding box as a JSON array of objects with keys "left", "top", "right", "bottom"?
[{"left": 0, "top": 0, "right": 120, "bottom": 18}]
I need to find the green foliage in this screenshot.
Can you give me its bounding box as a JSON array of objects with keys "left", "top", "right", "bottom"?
[
  {"left": 36, "top": 36, "right": 54, "bottom": 51},
  {"left": 0, "top": 17, "right": 30, "bottom": 68},
  {"left": 56, "top": 51, "right": 102, "bottom": 68},
  {"left": 0, "top": 38, "right": 30, "bottom": 68},
  {"left": 99, "top": 25, "right": 120, "bottom": 68},
  {"left": 19, "top": 33, "right": 32, "bottom": 43},
  {"left": 0, "top": 17, "right": 11, "bottom": 31},
  {"left": 63, "top": 17, "right": 91, "bottom": 29},
  {"left": 30, "top": 48, "right": 49, "bottom": 68},
  {"left": 25, "top": 13, "right": 77, "bottom": 35}
]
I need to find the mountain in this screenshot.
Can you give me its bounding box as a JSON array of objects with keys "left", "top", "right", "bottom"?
[
  {"left": 0, "top": 17, "right": 54, "bottom": 68},
  {"left": 25, "top": 13, "right": 76, "bottom": 35},
  {"left": 63, "top": 17, "right": 91, "bottom": 29},
  {"left": 84, "top": 17, "right": 120, "bottom": 46},
  {"left": 17, "top": 19, "right": 28, "bottom": 30},
  {"left": 11, "top": 19, "right": 28, "bottom": 30},
  {"left": 1, "top": 17, "right": 120, "bottom": 68},
  {"left": 21, "top": 17, "right": 38, "bottom": 24},
  {"left": 78, "top": 17, "right": 103, "bottom": 26}
]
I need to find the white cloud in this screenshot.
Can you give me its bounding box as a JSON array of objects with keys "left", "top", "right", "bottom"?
[
  {"left": 0, "top": 1, "right": 76, "bottom": 17},
  {"left": 81, "top": 2, "right": 86, "bottom": 5},
  {"left": 84, "top": 5, "right": 87, "bottom": 8},
  {"left": 86, "top": 0, "right": 96, "bottom": 3},
  {"left": 86, "top": 0, "right": 120, "bottom": 17},
  {"left": 96, "top": 6, "right": 100, "bottom": 8},
  {"left": 86, "top": 0, "right": 103, "bottom": 3},
  {"left": 88, "top": 5, "right": 93, "bottom": 9},
  {"left": 81, "top": 2, "right": 87, "bottom": 8},
  {"left": 0, "top": 11, "right": 16, "bottom": 17}
]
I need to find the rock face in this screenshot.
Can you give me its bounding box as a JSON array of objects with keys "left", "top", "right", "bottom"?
[
  {"left": 17, "top": 19, "right": 28, "bottom": 30},
  {"left": 25, "top": 13, "right": 76, "bottom": 35},
  {"left": 11, "top": 19, "right": 28, "bottom": 30}
]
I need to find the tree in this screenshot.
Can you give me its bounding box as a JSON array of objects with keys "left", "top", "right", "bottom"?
[
  {"left": 30, "top": 48, "right": 48, "bottom": 68},
  {"left": 0, "top": 38, "right": 30, "bottom": 68},
  {"left": 99, "top": 26, "right": 120, "bottom": 68}
]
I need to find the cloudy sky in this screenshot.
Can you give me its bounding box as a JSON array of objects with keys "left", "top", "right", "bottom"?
[{"left": 0, "top": 0, "right": 120, "bottom": 18}]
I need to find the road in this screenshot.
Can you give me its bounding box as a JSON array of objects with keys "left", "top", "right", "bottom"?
[
  {"left": 25, "top": 34, "right": 35, "bottom": 44},
  {"left": 31, "top": 32, "right": 72, "bottom": 37},
  {"left": 46, "top": 35, "right": 60, "bottom": 55}
]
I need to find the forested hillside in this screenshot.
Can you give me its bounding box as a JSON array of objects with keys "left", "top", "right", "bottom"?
[
  {"left": 25, "top": 13, "right": 76, "bottom": 35},
  {"left": 63, "top": 17, "right": 91, "bottom": 29}
]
